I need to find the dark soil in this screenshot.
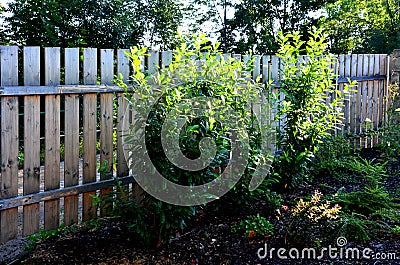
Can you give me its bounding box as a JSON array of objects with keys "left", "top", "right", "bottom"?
[{"left": 10, "top": 150, "right": 400, "bottom": 265}]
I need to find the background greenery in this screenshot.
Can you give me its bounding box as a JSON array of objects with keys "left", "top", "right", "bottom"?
[{"left": 0, "top": 0, "right": 399, "bottom": 53}]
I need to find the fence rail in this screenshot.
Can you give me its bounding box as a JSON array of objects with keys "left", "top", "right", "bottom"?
[{"left": 0, "top": 46, "right": 391, "bottom": 243}]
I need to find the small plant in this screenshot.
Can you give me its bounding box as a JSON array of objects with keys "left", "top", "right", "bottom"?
[
  {"left": 231, "top": 214, "right": 274, "bottom": 239},
  {"left": 392, "top": 225, "right": 400, "bottom": 235},
  {"left": 287, "top": 190, "right": 342, "bottom": 247}
]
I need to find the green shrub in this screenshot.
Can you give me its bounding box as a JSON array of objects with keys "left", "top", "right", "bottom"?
[
  {"left": 272, "top": 28, "right": 356, "bottom": 188},
  {"left": 231, "top": 214, "right": 274, "bottom": 239},
  {"left": 113, "top": 34, "right": 276, "bottom": 246}
]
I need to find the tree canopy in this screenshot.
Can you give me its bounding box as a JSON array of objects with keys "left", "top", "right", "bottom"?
[
  {"left": 0, "top": 0, "right": 399, "bottom": 53},
  {"left": 2, "top": 0, "right": 183, "bottom": 48}
]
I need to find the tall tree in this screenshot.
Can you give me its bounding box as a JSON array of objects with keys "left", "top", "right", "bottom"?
[
  {"left": 320, "top": 0, "right": 400, "bottom": 53},
  {"left": 229, "top": 0, "right": 334, "bottom": 54},
  {"left": 0, "top": 3, "right": 7, "bottom": 45},
  {"left": 3, "top": 0, "right": 184, "bottom": 48}
]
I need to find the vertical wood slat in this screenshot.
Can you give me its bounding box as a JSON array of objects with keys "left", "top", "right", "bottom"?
[
  {"left": 117, "top": 95, "right": 129, "bottom": 178},
  {"left": 44, "top": 48, "right": 61, "bottom": 231},
  {"left": 147, "top": 50, "right": 159, "bottom": 76},
  {"left": 65, "top": 48, "right": 80, "bottom": 85},
  {"left": 82, "top": 48, "right": 98, "bottom": 220},
  {"left": 23, "top": 47, "right": 41, "bottom": 236},
  {"left": 367, "top": 54, "right": 375, "bottom": 148},
  {"left": 373, "top": 55, "right": 380, "bottom": 145},
  {"left": 64, "top": 48, "right": 80, "bottom": 226},
  {"left": 338, "top": 55, "right": 346, "bottom": 131},
  {"left": 361, "top": 55, "right": 369, "bottom": 148},
  {"left": 0, "top": 97, "right": 19, "bottom": 242},
  {"left": 64, "top": 95, "right": 80, "bottom": 226},
  {"left": 117, "top": 49, "right": 130, "bottom": 82},
  {"left": 0, "top": 46, "right": 19, "bottom": 86},
  {"left": 101, "top": 49, "right": 114, "bottom": 85},
  {"left": 84, "top": 48, "right": 98, "bottom": 85},
  {"left": 0, "top": 46, "right": 19, "bottom": 243},
  {"left": 82, "top": 94, "right": 97, "bottom": 221},
  {"left": 252, "top": 55, "right": 261, "bottom": 81},
  {"left": 161, "top": 51, "right": 173, "bottom": 69},
  {"left": 100, "top": 93, "right": 114, "bottom": 216}
]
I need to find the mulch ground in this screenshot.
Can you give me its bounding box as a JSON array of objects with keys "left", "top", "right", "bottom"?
[{"left": 5, "top": 150, "right": 400, "bottom": 265}]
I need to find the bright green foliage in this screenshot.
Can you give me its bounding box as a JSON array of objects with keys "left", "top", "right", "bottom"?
[
  {"left": 115, "top": 34, "right": 275, "bottom": 246},
  {"left": 273, "top": 28, "right": 355, "bottom": 188},
  {"left": 231, "top": 214, "right": 274, "bottom": 239},
  {"left": 320, "top": 0, "right": 400, "bottom": 53},
  {"left": 3, "top": 0, "right": 183, "bottom": 48}
]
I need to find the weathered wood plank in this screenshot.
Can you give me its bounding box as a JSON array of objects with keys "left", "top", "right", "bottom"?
[
  {"left": 82, "top": 94, "right": 97, "bottom": 221},
  {"left": 117, "top": 94, "right": 129, "bottom": 177},
  {"left": 83, "top": 48, "right": 98, "bottom": 85},
  {"left": 147, "top": 50, "right": 159, "bottom": 76},
  {"left": 0, "top": 176, "right": 135, "bottom": 210},
  {"left": 23, "top": 47, "right": 41, "bottom": 86},
  {"left": 23, "top": 96, "right": 41, "bottom": 236},
  {"left": 22, "top": 46, "right": 41, "bottom": 236},
  {"left": 101, "top": 49, "right": 114, "bottom": 85},
  {"left": 100, "top": 93, "right": 114, "bottom": 216},
  {"left": 64, "top": 94, "right": 80, "bottom": 226},
  {"left": 0, "top": 85, "right": 125, "bottom": 95},
  {"left": 361, "top": 55, "right": 369, "bottom": 148},
  {"left": 45, "top": 48, "right": 61, "bottom": 86},
  {"left": 252, "top": 55, "right": 261, "bottom": 81},
  {"left": 270, "top": 56, "right": 280, "bottom": 82},
  {"left": 44, "top": 95, "right": 61, "bottom": 231},
  {"left": 161, "top": 51, "right": 173, "bottom": 69},
  {"left": 0, "top": 46, "right": 19, "bottom": 86},
  {"left": 65, "top": 48, "right": 80, "bottom": 85},
  {"left": 262, "top": 55, "right": 270, "bottom": 84},
  {"left": 117, "top": 49, "right": 130, "bottom": 82},
  {"left": 0, "top": 96, "right": 19, "bottom": 242}
]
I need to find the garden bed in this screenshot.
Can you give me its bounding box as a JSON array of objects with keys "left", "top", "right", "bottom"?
[{"left": 13, "top": 149, "right": 400, "bottom": 265}]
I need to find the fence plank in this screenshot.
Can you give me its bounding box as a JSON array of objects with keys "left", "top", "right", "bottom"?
[
  {"left": 84, "top": 48, "right": 98, "bottom": 85},
  {"left": 100, "top": 93, "right": 114, "bottom": 216},
  {"left": 82, "top": 94, "right": 97, "bottom": 221},
  {"left": 0, "top": 47, "right": 19, "bottom": 243},
  {"left": 252, "top": 55, "right": 261, "bottom": 81},
  {"left": 161, "top": 51, "right": 173, "bottom": 69},
  {"left": 0, "top": 97, "right": 19, "bottom": 242},
  {"left": 147, "top": 50, "right": 159, "bottom": 76},
  {"left": 367, "top": 54, "right": 375, "bottom": 147},
  {"left": 361, "top": 55, "right": 369, "bottom": 148},
  {"left": 101, "top": 49, "right": 114, "bottom": 85},
  {"left": 45, "top": 48, "right": 61, "bottom": 86},
  {"left": 262, "top": 55, "right": 270, "bottom": 83},
  {"left": 117, "top": 49, "right": 130, "bottom": 82},
  {"left": 44, "top": 95, "right": 61, "bottom": 231},
  {"left": 65, "top": 48, "right": 80, "bottom": 85},
  {"left": 22, "top": 46, "right": 41, "bottom": 236},
  {"left": 117, "top": 95, "right": 129, "bottom": 177},
  {"left": 24, "top": 47, "right": 40, "bottom": 85},
  {"left": 64, "top": 94, "right": 80, "bottom": 226},
  {"left": 44, "top": 48, "right": 61, "bottom": 231},
  {"left": 0, "top": 46, "right": 18, "bottom": 86}
]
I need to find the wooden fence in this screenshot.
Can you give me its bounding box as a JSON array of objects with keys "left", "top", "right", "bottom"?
[{"left": 0, "top": 46, "right": 391, "bottom": 243}]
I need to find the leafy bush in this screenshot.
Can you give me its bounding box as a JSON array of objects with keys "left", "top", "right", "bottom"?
[
  {"left": 231, "top": 214, "right": 274, "bottom": 239},
  {"left": 272, "top": 28, "right": 356, "bottom": 188},
  {"left": 113, "top": 34, "right": 276, "bottom": 246}
]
